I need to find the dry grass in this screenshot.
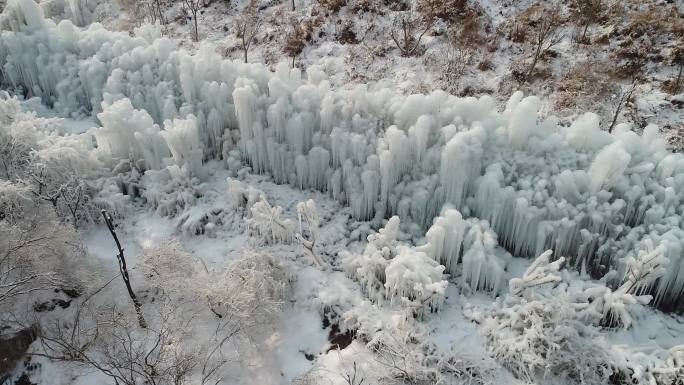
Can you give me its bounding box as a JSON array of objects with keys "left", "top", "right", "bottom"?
[
  {"left": 623, "top": 5, "right": 684, "bottom": 41},
  {"left": 554, "top": 60, "right": 617, "bottom": 114},
  {"left": 609, "top": 39, "right": 652, "bottom": 80},
  {"left": 318, "top": 0, "right": 347, "bottom": 14},
  {"left": 477, "top": 55, "right": 493, "bottom": 71},
  {"left": 348, "top": 0, "right": 382, "bottom": 14},
  {"left": 116, "top": 0, "right": 142, "bottom": 31},
  {"left": 417, "top": 0, "right": 469, "bottom": 23},
  {"left": 506, "top": 2, "right": 568, "bottom": 43}
]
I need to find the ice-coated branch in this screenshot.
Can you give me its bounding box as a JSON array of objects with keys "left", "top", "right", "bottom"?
[
  {"left": 296, "top": 199, "right": 323, "bottom": 266},
  {"left": 620, "top": 241, "right": 668, "bottom": 295},
  {"left": 581, "top": 242, "right": 670, "bottom": 329},
  {"left": 509, "top": 250, "right": 565, "bottom": 295},
  {"left": 247, "top": 200, "right": 294, "bottom": 245}
]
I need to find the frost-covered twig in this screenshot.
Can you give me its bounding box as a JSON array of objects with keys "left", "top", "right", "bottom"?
[
  {"left": 620, "top": 241, "right": 668, "bottom": 295},
  {"left": 509, "top": 250, "right": 564, "bottom": 295},
  {"left": 247, "top": 200, "right": 294, "bottom": 245},
  {"left": 581, "top": 241, "right": 669, "bottom": 329},
  {"left": 296, "top": 199, "right": 323, "bottom": 266}
]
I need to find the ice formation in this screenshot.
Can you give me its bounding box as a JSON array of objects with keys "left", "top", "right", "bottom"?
[
  {"left": 384, "top": 246, "right": 448, "bottom": 318},
  {"left": 343, "top": 216, "right": 448, "bottom": 316},
  {"left": 342, "top": 217, "right": 401, "bottom": 301},
  {"left": 1, "top": 0, "right": 683, "bottom": 308},
  {"left": 93, "top": 99, "right": 169, "bottom": 171},
  {"left": 247, "top": 199, "right": 294, "bottom": 245},
  {"left": 417, "top": 207, "right": 509, "bottom": 293},
  {"left": 227, "top": 177, "right": 266, "bottom": 213},
  {"left": 160, "top": 116, "right": 204, "bottom": 178},
  {"left": 471, "top": 249, "right": 683, "bottom": 384},
  {"left": 140, "top": 164, "right": 205, "bottom": 216},
  {"left": 296, "top": 199, "right": 320, "bottom": 243},
  {"left": 578, "top": 241, "right": 670, "bottom": 328},
  {"left": 509, "top": 250, "right": 565, "bottom": 296}
]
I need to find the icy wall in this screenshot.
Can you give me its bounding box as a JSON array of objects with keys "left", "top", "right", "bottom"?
[{"left": 1, "top": 0, "right": 683, "bottom": 309}]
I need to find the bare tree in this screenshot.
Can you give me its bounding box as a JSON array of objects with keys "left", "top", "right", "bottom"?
[
  {"left": 526, "top": 7, "right": 563, "bottom": 79},
  {"left": 0, "top": 224, "right": 54, "bottom": 308},
  {"left": 390, "top": 9, "right": 433, "bottom": 57},
  {"left": 572, "top": 0, "right": 603, "bottom": 43},
  {"left": 29, "top": 163, "right": 61, "bottom": 208},
  {"left": 149, "top": 0, "right": 168, "bottom": 25},
  {"left": 204, "top": 251, "right": 291, "bottom": 355},
  {"left": 36, "top": 301, "right": 228, "bottom": 385},
  {"left": 101, "top": 210, "right": 147, "bottom": 328},
  {"left": 341, "top": 361, "right": 366, "bottom": 385},
  {"left": 608, "top": 81, "right": 637, "bottom": 133},
  {"left": 671, "top": 44, "right": 684, "bottom": 93},
  {"left": 0, "top": 138, "right": 29, "bottom": 181},
  {"left": 27, "top": 160, "right": 96, "bottom": 228},
  {"left": 439, "top": 31, "right": 473, "bottom": 93},
  {"left": 0, "top": 126, "right": 31, "bottom": 181},
  {"left": 0, "top": 97, "right": 28, "bottom": 180},
  {"left": 0, "top": 216, "right": 84, "bottom": 312},
  {"left": 0, "top": 181, "right": 31, "bottom": 226},
  {"left": 33, "top": 248, "right": 290, "bottom": 385},
  {"left": 236, "top": 2, "right": 262, "bottom": 63},
  {"left": 132, "top": 0, "right": 168, "bottom": 25},
  {"left": 183, "top": 0, "right": 203, "bottom": 42},
  {"left": 26, "top": 157, "right": 86, "bottom": 225},
  {"left": 283, "top": 22, "right": 306, "bottom": 68},
  {"left": 0, "top": 97, "right": 94, "bottom": 227},
  {"left": 60, "top": 177, "right": 94, "bottom": 228}
]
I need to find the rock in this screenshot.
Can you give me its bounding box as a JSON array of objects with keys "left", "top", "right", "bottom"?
[
  {"left": 13, "top": 372, "right": 37, "bottom": 385},
  {"left": 33, "top": 299, "right": 72, "bottom": 312},
  {"left": 58, "top": 286, "right": 82, "bottom": 299},
  {"left": 0, "top": 325, "right": 40, "bottom": 380}
]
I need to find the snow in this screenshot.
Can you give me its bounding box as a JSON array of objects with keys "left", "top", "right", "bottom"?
[
  {"left": 384, "top": 246, "right": 448, "bottom": 318},
  {"left": 1, "top": 2, "right": 684, "bottom": 384}
]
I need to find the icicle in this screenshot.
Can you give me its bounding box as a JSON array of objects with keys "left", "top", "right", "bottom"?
[
  {"left": 588, "top": 142, "right": 631, "bottom": 194},
  {"left": 461, "top": 220, "right": 506, "bottom": 293},
  {"left": 3, "top": 17, "right": 684, "bottom": 309},
  {"left": 408, "top": 115, "right": 433, "bottom": 163},
  {"left": 232, "top": 83, "right": 258, "bottom": 153},
  {"left": 160, "top": 115, "right": 204, "bottom": 178},
  {"left": 440, "top": 126, "right": 485, "bottom": 208}
]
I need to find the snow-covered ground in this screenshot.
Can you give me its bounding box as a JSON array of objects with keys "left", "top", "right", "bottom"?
[{"left": 8, "top": 153, "right": 684, "bottom": 385}]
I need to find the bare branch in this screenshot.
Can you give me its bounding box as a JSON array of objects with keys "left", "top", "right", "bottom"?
[{"left": 101, "top": 209, "right": 147, "bottom": 328}]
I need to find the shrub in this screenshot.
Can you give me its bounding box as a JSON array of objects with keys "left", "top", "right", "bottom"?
[
  {"left": 283, "top": 23, "right": 306, "bottom": 66},
  {"left": 318, "top": 0, "right": 346, "bottom": 13},
  {"left": 416, "top": 0, "right": 468, "bottom": 23}
]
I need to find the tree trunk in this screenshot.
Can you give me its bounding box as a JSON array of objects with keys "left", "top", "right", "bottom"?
[
  {"left": 292, "top": 0, "right": 295, "bottom": 11},
  {"left": 1, "top": 160, "right": 9, "bottom": 180},
  {"left": 609, "top": 85, "right": 635, "bottom": 133},
  {"left": 244, "top": 48, "right": 248, "bottom": 63},
  {"left": 193, "top": 13, "right": 199, "bottom": 42},
  {"left": 527, "top": 45, "right": 542, "bottom": 80},
  {"left": 101, "top": 210, "right": 147, "bottom": 328},
  {"left": 291, "top": 55, "right": 295, "bottom": 68},
  {"left": 608, "top": 104, "right": 621, "bottom": 133},
  {"left": 581, "top": 23, "right": 589, "bottom": 43},
  {"left": 675, "top": 62, "right": 683, "bottom": 93}
]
